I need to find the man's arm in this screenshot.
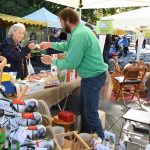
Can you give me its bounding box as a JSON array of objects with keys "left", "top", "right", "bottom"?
[
  {"left": 51, "top": 42, "right": 68, "bottom": 52},
  {"left": 52, "top": 34, "right": 88, "bottom": 70},
  {"left": 39, "top": 42, "right": 68, "bottom": 52}
]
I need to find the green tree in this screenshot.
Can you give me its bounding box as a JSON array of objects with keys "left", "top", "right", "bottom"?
[
  {"left": 27, "top": 0, "right": 65, "bottom": 15},
  {"left": 0, "top": 0, "right": 141, "bottom": 23},
  {"left": 0, "top": 0, "right": 64, "bottom": 17},
  {"left": 82, "top": 7, "right": 140, "bottom": 25},
  {"left": 82, "top": 8, "right": 118, "bottom": 25},
  {"left": 0, "top": 0, "right": 34, "bottom": 16}
]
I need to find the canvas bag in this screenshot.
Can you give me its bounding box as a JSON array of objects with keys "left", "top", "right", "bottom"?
[
  {"left": 26, "top": 58, "right": 35, "bottom": 75},
  {"left": 100, "top": 71, "right": 113, "bottom": 101}
]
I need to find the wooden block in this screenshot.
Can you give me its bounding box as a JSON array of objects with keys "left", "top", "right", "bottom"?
[
  {"left": 63, "top": 139, "right": 72, "bottom": 149},
  {"left": 98, "top": 110, "right": 106, "bottom": 128}
]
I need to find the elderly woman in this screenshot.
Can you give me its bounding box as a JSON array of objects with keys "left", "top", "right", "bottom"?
[{"left": 1, "top": 23, "right": 36, "bottom": 79}]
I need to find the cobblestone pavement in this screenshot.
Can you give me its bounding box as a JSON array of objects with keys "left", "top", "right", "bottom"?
[
  {"left": 100, "top": 46, "right": 150, "bottom": 149},
  {"left": 123, "top": 46, "right": 150, "bottom": 63}
]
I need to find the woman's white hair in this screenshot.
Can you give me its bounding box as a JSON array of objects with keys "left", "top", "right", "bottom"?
[{"left": 8, "top": 23, "right": 25, "bottom": 37}]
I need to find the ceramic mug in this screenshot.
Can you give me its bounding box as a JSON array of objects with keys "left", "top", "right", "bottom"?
[{"left": 53, "top": 126, "right": 65, "bottom": 147}]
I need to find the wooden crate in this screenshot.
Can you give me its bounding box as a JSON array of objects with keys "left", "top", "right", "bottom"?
[{"left": 56, "top": 131, "right": 91, "bottom": 150}]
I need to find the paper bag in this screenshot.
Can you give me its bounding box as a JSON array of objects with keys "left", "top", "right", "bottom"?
[
  {"left": 26, "top": 58, "right": 35, "bottom": 75},
  {"left": 101, "top": 71, "right": 113, "bottom": 101}
]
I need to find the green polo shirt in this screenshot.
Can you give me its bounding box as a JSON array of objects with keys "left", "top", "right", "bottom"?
[{"left": 52, "top": 23, "right": 108, "bottom": 78}]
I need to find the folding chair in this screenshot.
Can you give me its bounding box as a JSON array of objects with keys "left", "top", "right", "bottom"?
[
  {"left": 114, "top": 67, "right": 146, "bottom": 107},
  {"left": 120, "top": 109, "right": 150, "bottom": 148}
]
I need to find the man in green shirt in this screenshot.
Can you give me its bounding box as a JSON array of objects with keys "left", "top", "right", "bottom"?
[{"left": 39, "top": 8, "right": 108, "bottom": 139}]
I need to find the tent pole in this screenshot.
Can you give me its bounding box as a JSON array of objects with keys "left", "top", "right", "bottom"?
[
  {"left": 79, "top": 0, "right": 83, "bottom": 21},
  {"left": 47, "top": 27, "right": 50, "bottom": 41},
  {"left": 136, "top": 27, "right": 143, "bottom": 61},
  {"left": 41, "top": 27, "right": 43, "bottom": 41},
  {"left": 79, "top": 8, "right": 82, "bottom": 21}
]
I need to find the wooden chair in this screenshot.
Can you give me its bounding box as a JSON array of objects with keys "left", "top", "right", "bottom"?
[
  {"left": 52, "top": 115, "right": 76, "bottom": 133},
  {"left": 114, "top": 67, "right": 147, "bottom": 107},
  {"left": 110, "top": 63, "right": 123, "bottom": 93},
  {"left": 56, "top": 131, "right": 91, "bottom": 150}
]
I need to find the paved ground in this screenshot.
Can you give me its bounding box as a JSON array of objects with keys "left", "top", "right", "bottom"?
[
  {"left": 121, "top": 45, "right": 150, "bottom": 64},
  {"left": 49, "top": 46, "right": 150, "bottom": 149},
  {"left": 100, "top": 100, "right": 150, "bottom": 150},
  {"left": 100, "top": 47, "right": 150, "bottom": 150}
]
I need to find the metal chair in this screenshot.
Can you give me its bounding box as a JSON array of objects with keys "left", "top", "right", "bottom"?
[
  {"left": 120, "top": 109, "right": 150, "bottom": 148},
  {"left": 114, "top": 67, "right": 146, "bottom": 107}
]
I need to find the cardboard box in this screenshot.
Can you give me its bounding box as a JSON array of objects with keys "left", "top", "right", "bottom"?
[
  {"left": 51, "top": 54, "right": 67, "bottom": 82},
  {"left": 58, "top": 70, "right": 67, "bottom": 83},
  {"left": 51, "top": 54, "right": 65, "bottom": 59},
  {"left": 58, "top": 111, "right": 75, "bottom": 122},
  {"left": 51, "top": 64, "right": 58, "bottom": 76},
  {"left": 66, "top": 70, "right": 76, "bottom": 82},
  {"left": 41, "top": 76, "right": 60, "bottom": 87},
  {"left": 51, "top": 54, "right": 78, "bottom": 83},
  {"left": 15, "top": 80, "right": 45, "bottom": 95}
]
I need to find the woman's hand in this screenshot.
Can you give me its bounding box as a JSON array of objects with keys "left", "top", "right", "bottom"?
[
  {"left": 41, "top": 55, "right": 52, "bottom": 65},
  {"left": 25, "top": 54, "right": 31, "bottom": 60},
  {"left": 28, "top": 41, "right": 36, "bottom": 50}
]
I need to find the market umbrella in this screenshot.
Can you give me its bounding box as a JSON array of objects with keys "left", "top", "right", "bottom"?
[
  {"left": 45, "top": 0, "right": 150, "bottom": 20},
  {"left": 45, "top": 0, "right": 150, "bottom": 9},
  {"left": 113, "top": 28, "right": 126, "bottom": 36},
  {"left": 101, "top": 7, "right": 150, "bottom": 60}
]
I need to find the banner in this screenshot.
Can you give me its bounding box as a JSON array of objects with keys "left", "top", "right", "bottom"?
[
  {"left": 96, "top": 20, "right": 113, "bottom": 34},
  {"left": 99, "top": 35, "right": 106, "bottom": 53}
]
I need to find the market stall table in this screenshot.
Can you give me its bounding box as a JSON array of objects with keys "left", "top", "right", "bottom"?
[{"left": 24, "top": 79, "right": 81, "bottom": 107}]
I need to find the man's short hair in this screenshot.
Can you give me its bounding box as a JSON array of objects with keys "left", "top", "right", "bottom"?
[{"left": 59, "top": 8, "right": 79, "bottom": 24}]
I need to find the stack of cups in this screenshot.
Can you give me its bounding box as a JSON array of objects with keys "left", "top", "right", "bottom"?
[{"left": 53, "top": 126, "right": 65, "bottom": 148}]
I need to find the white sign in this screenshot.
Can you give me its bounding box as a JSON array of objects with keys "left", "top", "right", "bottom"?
[{"left": 13, "top": 126, "right": 27, "bottom": 144}]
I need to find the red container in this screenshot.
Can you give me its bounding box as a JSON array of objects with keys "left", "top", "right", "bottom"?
[{"left": 58, "top": 111, "right": 75, "bottom": 122}]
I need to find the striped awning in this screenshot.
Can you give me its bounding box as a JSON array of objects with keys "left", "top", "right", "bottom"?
[{"left": 0, "top": 13, "right": 46, "bottom": 27}]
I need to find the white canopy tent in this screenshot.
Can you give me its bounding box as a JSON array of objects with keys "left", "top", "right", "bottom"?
[
  {"left": 45, "top": 0, "right": 150, "bottom": 25},
  {"left": 45, "top": 0, "right": 150, "bottom": 9},
  {"left": 24, "top": 7, "right": 95, "bottom": 28},
  {"left": 101, "top": 6, "right": 150, "bottom": 60},
  {"left": 24, "top": 7, "right": 61, "bottom": 28},
  {"left": 101, "top": 6, "right": 150, "bottom": 29},
  {"left": 24, "top": 7, "right": 95, "bottom": 42}
]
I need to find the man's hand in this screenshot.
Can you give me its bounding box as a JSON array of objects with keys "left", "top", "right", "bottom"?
[
  {"left": 39, "top": 42, "right": 51, "bottom": 50},
  {"left": 41, "top": 55, "right": 52, "bottom": 65}
]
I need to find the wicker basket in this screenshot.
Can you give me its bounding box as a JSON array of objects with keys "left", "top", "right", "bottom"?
[{"left": 42, "top": 114, "right": 53, "bottom": 126}]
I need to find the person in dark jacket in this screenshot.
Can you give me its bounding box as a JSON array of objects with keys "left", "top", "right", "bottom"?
[
  {"left": 142, "top": 38, "right": 146, "bottom": 49},
  {"left": 122, "top": 36, "right": 129, "bottom": 57},
  {"left": 1, "top": 23, "right": 36, "bottom": 79},
  {"left": 103, "top": 34, "right": 112, "bottom": 64}
]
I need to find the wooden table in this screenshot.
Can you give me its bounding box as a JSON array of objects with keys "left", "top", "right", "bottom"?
[
  {"left": 24, "top": 79, "right": 81, "bottom": 107},
  {"left": 52, "top": 115, "right": 76, "bottom": 132}
]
